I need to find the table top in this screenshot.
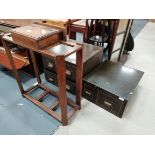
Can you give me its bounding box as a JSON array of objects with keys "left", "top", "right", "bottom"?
[
  {"left": 0, "top": 19, "right": 41, "bottom": 27},
  {"left": 84, "top": 61, "right": 144, "bottom": 100},
  {"left": 2, "top": 33, "right": 102, "bottom": 60},
  {"left": 65, "top": 39, "right": 103, "bottom": 64},
  {"left": 11, "top": 24, "right": 60, "bottom": 40},
  {"left": 45, "top": 19, "right": 80, "bottom": 25},
  {"left": 2, "top": 33, "right": 82, "bottom": 58},
  {"left": 35, "top": 19, "right": 80, "bottom": 30},
  {"left": 71, "top": 20, "right": 86, "bottom": 26}
]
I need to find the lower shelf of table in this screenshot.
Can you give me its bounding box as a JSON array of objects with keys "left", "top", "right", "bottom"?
[{"left": 23, "top": 82, "right": 80, "bottom": 125}]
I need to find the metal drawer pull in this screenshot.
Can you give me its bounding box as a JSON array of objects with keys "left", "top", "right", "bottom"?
[
  {"left": 104, "top": 101, "right": 112, "bottom": 107},
  {"left": 66, "top": 85, "right": 70, "bottom": 90},
  {"left": 49, "top": 78, "right": 54, "bottom": 82},
  {"left": 48, "top": 63, "right": 53, "bottom": 68},
  {"left": 66, "top": 70, "right": 71, "bottom": 75},
  {"left": 85, "top": 90, "right": 91, "bottom": 96}
]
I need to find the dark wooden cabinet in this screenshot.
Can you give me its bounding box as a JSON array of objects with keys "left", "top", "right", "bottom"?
[
  {"left": 43, "top": 56, "right": 77, "bottom": 82},
  {"left": 43, "top": 42, "right": 103, "bottom": 94},
  {"left": 83, "top": 61, "right": 144, "bottom": 117},
  {"left": 45, "top": 69, "right": 76, "bottom": 94}
]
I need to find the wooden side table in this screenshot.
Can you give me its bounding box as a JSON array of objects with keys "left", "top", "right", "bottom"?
[
  {"left": 68, "top": 20, "right": 89, "bottom": 42},
  {"left": 35, "top": 19, "right": 81, "bottom": 41},
  {"left": 2, "top": 34, "right": 83, "bottom": 126}
]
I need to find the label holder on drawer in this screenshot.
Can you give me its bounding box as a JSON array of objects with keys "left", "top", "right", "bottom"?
[
  {"left": 66, "top": 84, "right": 70, "bottom": 90},
  {"left": 66, "top": 69, "right": 71, "bottom": 75},
  {"left": 104, "top": 100, "right": 112, "bottom": 107},
  {"left": 85, "top": 90, "right": 92, "bottom": 96},
  {"left": 48, "top": 62, "right": 53, "bottom": 68},
  {"left": 49, "top": 77, "right": 54, "bottom": 82}
]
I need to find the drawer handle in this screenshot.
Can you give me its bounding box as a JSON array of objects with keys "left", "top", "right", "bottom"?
[
  {"left": 66, "top": 70, "right": 71, "bottom": 75},
  {"left": 85, "top": 90, "right": 91, "bottom": 96},
  {"left": 66, "top": 85, "right": 70, "bottom": 90},
  {"left": 49, "top": 78, "right": 54, "bottom": 82},
  {"left": 104, "top": 101, "right": 112, "bottom": 107},
  {"left": 48, "top": 63, "right": 53, "bottom": 68}
]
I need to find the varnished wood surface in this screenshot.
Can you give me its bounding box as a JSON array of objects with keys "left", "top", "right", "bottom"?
[
  {"left": 2, "top": 34, "right": 82, "bottom": 58},
  {"left": 43, "top": 19, "right": 80, "bottom": 26},
  {"left": 71, "top": 20, "right": 86, "bottom": 27},
  {"left": 11, "top": 24, "right": 61, "bottom": 40},
  {"left": 11, "top": 24, "right": 63, "bottom": 50},
  {"left": 0, "top": 48, "right": 29, "bottom": 69},
  {"left": 55, "top": 56, "right": 68, "bottom": 125},
  {"left": 29, "top": 50, "right": 41, "bottom": 83},
  {"left": 75, "top": 48, "right": 83, "bottom": 107},
  {"left": 68, "top": 20, "right": 88, "bottom": 42},
  {"left": 0, "top": 19, "right": 41, "bottom": 27}
]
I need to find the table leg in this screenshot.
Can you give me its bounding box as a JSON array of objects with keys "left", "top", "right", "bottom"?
[
  {"left": 108, "top": 20, "right": 119, "bottom": 60},
  {"left": 55, "top": 55, "right": 68, "bottom": 126},
  {"left": 29, "top": 50, "right": 41, "bottom": 83},
  {"left": 84, "top": 19, "right": 89, "bottom": 42},
  {"left": 76, "top": 48, "right": 83, "bottom": 108},
  {"left": 69, "top": 31, "right": 76, "bottom": 40},
  {"left": 2, "top": 39, "right": 25, "bottom": 94}
]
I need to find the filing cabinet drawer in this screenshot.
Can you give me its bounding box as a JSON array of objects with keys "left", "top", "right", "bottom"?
[
  {"left": 65, "top": 63, "right": 76, "bottom": 82},
  {"left": 42, "top": 57, "right": 56, "bottom": 72},
  {"left": 45, "top": 69, "right": 76, "bottom": 94},
  {"left": 96, "top": 90, "right": 127, "bottom": 117},
  {"left": 43, "top": 57, "right": 76, "bottom": 82},
  {"left": 45, "top": 69, "right": 58, "bottom": 85},
  {"left": 82, "top": 81, "right": 98, "bottom": 103},
  {"left": 65, "top": 78, "right": 76, "bottom": 94}
]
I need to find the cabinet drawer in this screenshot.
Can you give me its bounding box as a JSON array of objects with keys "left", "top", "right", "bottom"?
[
  {"left": 45, "top": 69, "right": 76, "bottom": 94},
  {"left": 82, "top": 82, "right": 98, "bottom": 103},
  {"left": 96, "top": 90, "right": 126, "bottom": 117},
  {"left": 65, "top": 63, "right": 76, "bottom": 82},
  {"left": 43, "top": 57, "right": 76, "bottom": 81},
  {"left": 42, "top": 57, "right": 56, "bottom": 72},
  {"left": 45, "top": 69, "right": 58, "bottom": 85}
]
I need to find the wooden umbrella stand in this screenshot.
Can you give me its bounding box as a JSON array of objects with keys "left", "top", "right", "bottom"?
[{"left": 2, "top": 29, "right": 83, "bottom": 126}]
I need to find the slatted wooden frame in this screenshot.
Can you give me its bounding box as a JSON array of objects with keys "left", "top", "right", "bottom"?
[{"left": 2, "top": 34, "right": 83, "bottom": 126}]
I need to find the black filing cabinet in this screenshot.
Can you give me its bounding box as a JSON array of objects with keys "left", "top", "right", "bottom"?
[
  {"left": 43, "top": 41, "right": 144, "bottom": 118},
  {"left": 43, "top": 42, "right": 103, "bottom": 94},
  {"left": 83, "top": 61, "right": 144, "bottom": 117}
]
